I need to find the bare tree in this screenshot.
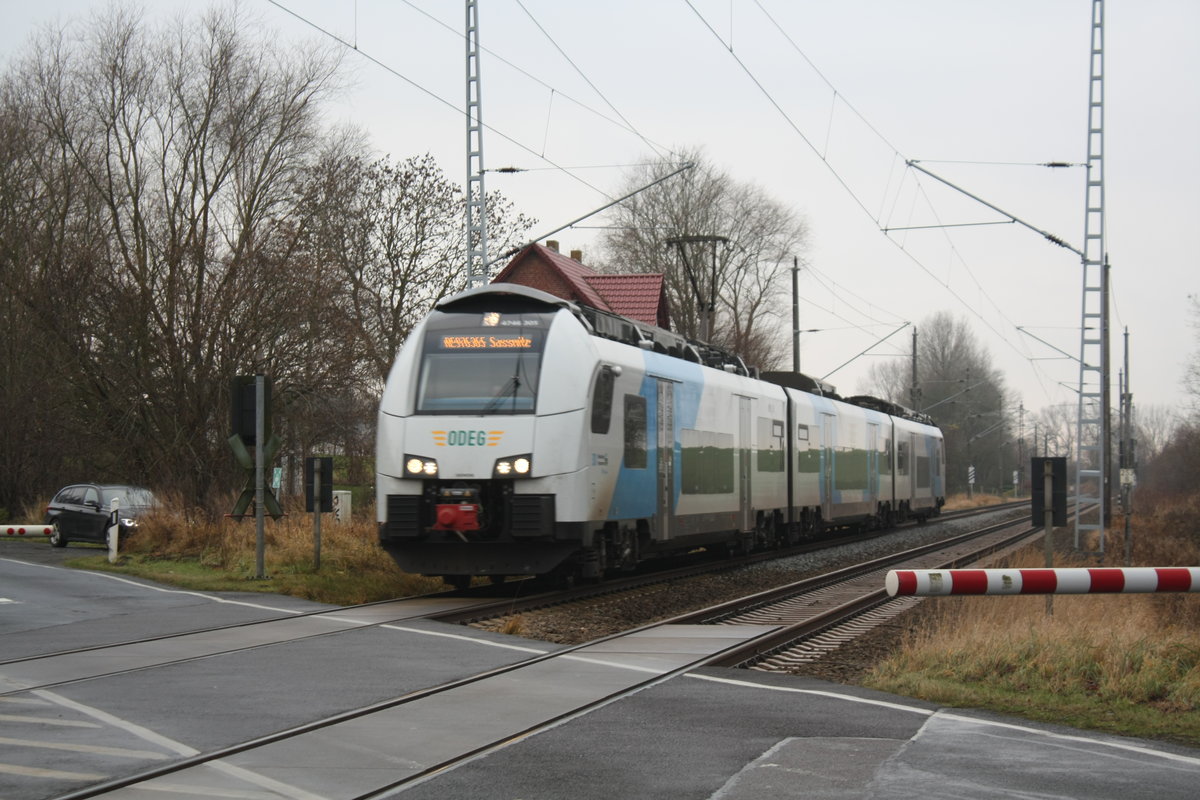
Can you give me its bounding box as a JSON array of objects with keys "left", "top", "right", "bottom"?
[
  {"left": 862, "top": 311, "right": 1014, "bottom": 494},
  {"left": 597, "top": 148, "right": 808, "bottom": 368},
  {"left": 1185, "top": 295, "right": 1200, "bottom": 421},
  {"left": 295, "top": 150, "right": 535, "bottom": 386},
  {"left": 2, "top": 5, "right": 346, "bottom": 508},
  {"left": 1130, "top": 403, "right": 1178, "bottom": 467},
  {"left": 1, "top": 4, "right": 538, "bottom": 517}
]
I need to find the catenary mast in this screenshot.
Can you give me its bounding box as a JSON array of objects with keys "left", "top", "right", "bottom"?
[
  {"left": 1074, "top": 0, "right": 1109, "bottom": 553},
  {"left": 465, "top": 0, "right": 489, "bottom": 288}
]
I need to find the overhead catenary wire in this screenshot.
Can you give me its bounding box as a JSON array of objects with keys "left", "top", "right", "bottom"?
[
  {"left": 397, "top": 0, "right": 675, "bottom": 159},
  {"left": 512, "top": 0, "right": 670, "bottom": 160},
  {"left": 268, "top": 0, "right": 620, "bottom": 205},
  {"left": 684, "top": 0, "right": 1067, "bottom": 404}
]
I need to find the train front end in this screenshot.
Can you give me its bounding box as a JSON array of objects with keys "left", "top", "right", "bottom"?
[{"left": 376, "top": 285, "right": 594, "bottom": 586}]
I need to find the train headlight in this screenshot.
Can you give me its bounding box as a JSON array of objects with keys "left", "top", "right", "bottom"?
[
  {"left": 404, "top": 455, "right": 438, "bottom": 477},
  {"left": 493, "top": 455, "right": 532, "bottom": 479}
]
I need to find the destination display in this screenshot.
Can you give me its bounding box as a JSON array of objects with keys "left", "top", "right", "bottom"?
[{"left": 440, "top": 334, "right": 535, "bottom": 349}]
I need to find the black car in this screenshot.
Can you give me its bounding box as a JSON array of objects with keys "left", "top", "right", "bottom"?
[{"left": 44, "top": 484, "right": 157, "bottom": 547}]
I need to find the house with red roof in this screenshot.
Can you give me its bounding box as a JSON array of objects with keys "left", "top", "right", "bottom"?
[{"left": 492, "top": 241, "right": 671, "bottom": 330}]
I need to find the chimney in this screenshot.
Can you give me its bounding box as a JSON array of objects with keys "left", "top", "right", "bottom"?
[
  {"left": 546, "top": 240, "right": 559, "bottom": 253},
  {"left": 570, "top": 249, "right": 583, "bottom": 262}
]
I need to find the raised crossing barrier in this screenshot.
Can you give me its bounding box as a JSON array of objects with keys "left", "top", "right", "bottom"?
[
  {"left": 886, "top": 567, "right": 1200, "bottom": 597},
  {"left": 5, "top": 525, "right": 52, "bottom": 536}
]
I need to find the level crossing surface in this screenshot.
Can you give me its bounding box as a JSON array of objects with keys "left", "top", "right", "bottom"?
[{"left": 2, "top": 546, "right": 1197, "bottom": 799}]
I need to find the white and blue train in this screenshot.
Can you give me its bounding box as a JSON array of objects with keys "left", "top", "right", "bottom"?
[{"left": 377, "top": 283, "right": 945, "bottom": 587}]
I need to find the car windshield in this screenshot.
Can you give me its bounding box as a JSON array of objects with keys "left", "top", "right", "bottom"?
[{"left": 101, "top": 487, "right": 156, "bottom": 508}]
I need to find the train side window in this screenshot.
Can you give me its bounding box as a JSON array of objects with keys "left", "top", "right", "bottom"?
[
  {"left": 897, "top": 441, "right": 909, "bottom": 475},
  {"left": 623, "top": 394, "right": 647, "bottom": 469},
  {"left": 756, "top": 417, "right": 785, "bottom": 472},
  {"left": 591, "top": 367, "right": 616, "bottom": 434},
  {"left": 797, "top": 424, "right": 809, "bottom": 442}
]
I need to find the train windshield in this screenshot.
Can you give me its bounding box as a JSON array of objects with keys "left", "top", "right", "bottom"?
[{"left": 416, "top": 309, "right": 551, "bottom": 414}]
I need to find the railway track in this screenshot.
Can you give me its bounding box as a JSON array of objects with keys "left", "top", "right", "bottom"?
[
  {"left": 432, "top": 500, "right": 1031, "bottom": 628},
  {"left": 673, "top": 514, "right": 1045, "bottom": 669}
]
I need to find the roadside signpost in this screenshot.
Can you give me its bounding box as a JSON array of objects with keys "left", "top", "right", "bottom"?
[{"left": 305, "top": 456, "right": 333, "bottom": 570}]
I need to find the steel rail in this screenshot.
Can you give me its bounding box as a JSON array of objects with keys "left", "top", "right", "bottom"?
[
  {"left": 669, "top": 518, "right": 1045, "bottom": 668},
  {"left": 432, "top": 500, "right": 1031, "bottom": 625}
]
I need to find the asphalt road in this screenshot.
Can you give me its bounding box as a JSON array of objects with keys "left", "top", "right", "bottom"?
[
  {"left": 0, "top": 533, "right": 98, "bottom": 565},
  {"left": 5, "top": 534, "right": 1200, "bottom": 800}
]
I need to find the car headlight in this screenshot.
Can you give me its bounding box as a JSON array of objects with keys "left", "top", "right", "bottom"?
[
  {"left": 493, "top": 455, "right": 532, "bottom": 478},
  {"left": 404, "top": 455, "right": 439, "bottom": 477},
  {"left": 120, "top": 518, "right": 137, "bottom": 528}
]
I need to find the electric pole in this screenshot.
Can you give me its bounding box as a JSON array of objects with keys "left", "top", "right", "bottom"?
[{"left": 465, "top": 0, "right": 489, "bottom": 288}]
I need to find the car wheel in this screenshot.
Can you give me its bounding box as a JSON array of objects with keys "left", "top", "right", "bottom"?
[{"left": 49, "top": 521, "right": 68, "bottom": 548}]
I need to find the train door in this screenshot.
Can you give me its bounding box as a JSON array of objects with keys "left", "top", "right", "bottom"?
[
  {"left": 909, "top": 433, "right": 919, "bottom": 506},
  {"left": 738, "top": 396, "right": 752, "bottom": 532},
  {"left": 820, "top": 413, "right": 835, "bottom": 522},
  {"left": 867, "top": 423, "right": 879, "bottom": 505},
  {"left": 656, "top": 379, "right": 675, "bottom": 540}
]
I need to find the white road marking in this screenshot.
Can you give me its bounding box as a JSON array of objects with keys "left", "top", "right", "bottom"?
[
  {"left": 30, "top": 691, "right": 200, "bottom": 757},
  {"left": 0, "top": 735, "right": 169, "bottom": 760},
  {"left": 0, "top": 557, "right": 307, "bottom": 614},
  {"left": 0, "top": 762, "right": 107, "bottom": 780},
  {"left": 31, "top": 690, "right": 330, "bottom": 800},
  {"left": 0, "top": 696, "right": 51, "bottom": 706},
  {"left": 0, "top": 713, "right": 101, "bottom": 728},
  {"left": 135, "top": 781, "right": 295, "bottom": 799},
  {"left": 688, "top": 672, "right": 1200, "bottom": 766},
  {"left": 381, "top": 623, "right": 549, "bottom": 653}
]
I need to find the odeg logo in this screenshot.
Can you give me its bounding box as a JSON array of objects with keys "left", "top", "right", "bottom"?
[{"left": 433, "top": 430, "right": 503, "bottom": 447}]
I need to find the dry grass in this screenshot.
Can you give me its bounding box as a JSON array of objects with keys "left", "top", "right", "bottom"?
[
  {"left": 83, "top": 492, "right": 445, "bottom": 604},
  {"left": 866, "top": 492, "right": 1200, "bottom": 745},
  {"left": 943, "top": 492, "right": 1007, "bottom": 510}
]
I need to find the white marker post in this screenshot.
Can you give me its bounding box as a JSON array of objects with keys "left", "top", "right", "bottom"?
[{"left": 106, "top": 497, "right": 120, "bottom": 563}]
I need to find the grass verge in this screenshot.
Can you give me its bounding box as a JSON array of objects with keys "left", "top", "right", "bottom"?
[
  {"left": 64, "top": 495, "right": 444, "bottom": 604},
  {"left": 865, "top": 492, "right": 1200, "bottom": 747}
]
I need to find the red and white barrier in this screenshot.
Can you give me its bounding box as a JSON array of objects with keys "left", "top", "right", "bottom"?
[
  {"left": 886, "top": 567, "right": 1200, "bottom": 597},
  {"left": 4, "top": 525, "right": 52, "bottom": 537}
]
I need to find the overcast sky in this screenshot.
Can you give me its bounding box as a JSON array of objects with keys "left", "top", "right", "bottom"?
[{"left": 5, "top": 1, "right": 1197, "bottom": 421}]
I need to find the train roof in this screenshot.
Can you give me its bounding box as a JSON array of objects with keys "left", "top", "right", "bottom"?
[
  {"left": 842, "top": 395, "right": 937, "bottom": 426},
  {"left": 433, "top": 285, "right": 937, "bottom": 428},
  {"left": 437, "top": 283, "right": 753, "bottom": 377}
]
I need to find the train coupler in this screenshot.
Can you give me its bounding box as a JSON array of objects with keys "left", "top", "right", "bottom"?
[{"left": 433, "top": 487, "right": 482, "bottom": 531}]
